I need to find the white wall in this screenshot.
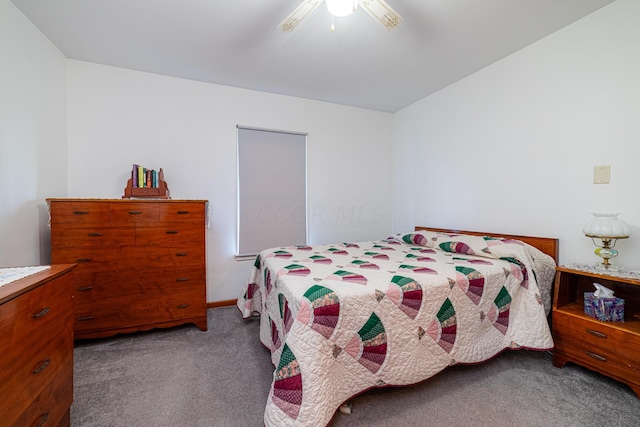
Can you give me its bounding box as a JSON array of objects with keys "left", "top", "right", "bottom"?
[
  {"left": 0, "top": 0, "right": 68, "bottom": 267},
  {"left": 67, "top": 61, "right": 394, "bottom": 301},
  {"left": 6, "top": 0, "right": 637, "bottom": 296},
  {"left": 393, "top": 0, "right": 640, "bottom": 269}
]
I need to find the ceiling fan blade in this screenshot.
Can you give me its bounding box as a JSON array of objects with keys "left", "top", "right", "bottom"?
[
  {"left": 359, "top": 0, "right": 403, "bottom": 30},
  {"left": 278, "top": 0, "right": 324, "bottom": 32}
]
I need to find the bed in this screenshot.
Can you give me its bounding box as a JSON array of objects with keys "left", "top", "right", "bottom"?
[{"left": 237, "top": 227, "right": 558, "bottom": 426}]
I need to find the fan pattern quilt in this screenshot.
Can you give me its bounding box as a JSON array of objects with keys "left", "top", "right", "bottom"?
[{"left": 237, "top": 231, "right": 555, "bottom": 426}]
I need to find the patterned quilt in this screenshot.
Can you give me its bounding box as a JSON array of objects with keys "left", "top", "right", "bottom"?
[{"left": 237, "top": 230, "right": 556, "bottom": 426}]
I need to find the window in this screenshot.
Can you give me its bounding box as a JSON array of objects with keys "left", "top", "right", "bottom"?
[{"left": 236, "top": 126, "right": 307, "bottom": 257}]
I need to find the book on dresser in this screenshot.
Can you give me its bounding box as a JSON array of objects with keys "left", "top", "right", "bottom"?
[
  {"left": 123, "top": 165, "right": 170, "bottom": 199},
  {"left": 46, "top": 198, "right": 208, "bottom": 340}
]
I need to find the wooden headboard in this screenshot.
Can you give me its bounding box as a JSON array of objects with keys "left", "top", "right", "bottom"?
[{"left": 415, "top": 226, "right": 559, "bottom": 264}]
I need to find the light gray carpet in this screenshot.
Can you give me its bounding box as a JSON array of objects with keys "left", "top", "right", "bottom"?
[{"left": 72, "top": 307, "right": 640, "bottom": 426}]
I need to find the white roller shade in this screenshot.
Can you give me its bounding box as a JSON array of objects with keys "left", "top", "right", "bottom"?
[{"left": 237, "top": 126, "right": 307, "bottom": 256}]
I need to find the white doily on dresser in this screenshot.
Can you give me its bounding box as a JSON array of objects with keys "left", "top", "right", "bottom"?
[{"left": 0, "top": 266, "right": 50, "bottom": 287}]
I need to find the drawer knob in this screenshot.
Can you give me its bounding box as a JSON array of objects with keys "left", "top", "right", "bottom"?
[
  {"left": 166, "top": 230, "right": 179, "bottom": 235},
  {"left": 177, "top": 304, "right": 190, "bottom": 309},
  {"left": 88, "top": 232, "right": 103, "bottom": 237},
  {"left": 77, "top": 286, "right": 93, "bottom": 291},
  {"left": 176, "top": 277, "right": 189, "bottom": 282},
  {"left": 77, "top": 315, "right": 95, "bottom": 321},
  {"left": 586, "top": 351, "right": 607, "bottom": 362},
  {"left": 175, "top": 252, "right": 188, "bottom": 257},
  {"left": 33, "top": 307, "right": 50, "bottom": 318},
  {"left": 177, "top": 211, "right": 190, "bottom": 215},
  {"left": 76, "top": 258, "right": 92, "bottom": 263},
  {"left": 128, "top": 210, "right": 143, "bottom": 215},
  {"left": 32, "top": 359, "right": 51, "bottom": 375},
  {"left": 73, "top": 211, "right": 89, "bottom": 215},
  {"left": 586, "top": 329, "right": 608, "bottom": 339},
  {"left": 34, "top": 412, "right": 49, "bottom": 427}
]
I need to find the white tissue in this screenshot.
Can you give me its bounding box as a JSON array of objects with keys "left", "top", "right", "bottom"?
[{"left": 593, "top": 282, "right": 614, "bottom": 298}]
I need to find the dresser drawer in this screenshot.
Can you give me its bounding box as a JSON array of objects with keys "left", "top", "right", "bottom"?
[
  {"left": 136, "top": 222, "right": 204, "bottom": 244},
  {"left": 0, "top": 272, "right": 73, "bottom": 365},
  {"left": 49, "top": 201, "right": 110, "bottom": 224},
  {"left": 52, "top": 247, "right": 131, "bottom": 274},
  {"left": 51, "top": 224, "right": 135, "bottom": 247},
  {"left": 59, "top": 249, "right": 204, "bottom": 274},
  {"left": 74, "top": 278, "right": 205, "bottom": 335},
  {"left": 110, "top": 202, "right": 160, "bottom": 222},
  {"left": 74, "top": 267, "right": 204, "bottom": 313},
  {"left": 74, "top": 267, "right": 205, "bottom": 301},
  {"left": 159, "top": 202, "right": 205, "bottom": 222},
  {"left": 0, "top": 320, "right": 73, "bottom": 425},
  {"left": 553, "top": 311, "right": 640, "bottom": 361},
  {"left": 10, "top": 360, "right": 73, "bottom": 427},
  {"left": 116, "top": 243, "right": 206, "bottom": 269}
]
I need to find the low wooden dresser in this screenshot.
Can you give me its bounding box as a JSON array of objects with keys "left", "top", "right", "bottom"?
[
  {"left": 552, "top": 265, "right": 640, "bottom": 397},
  {"left": 47, "top": 198, "right": 208, "bottom": 339},
  {"left": 0, "top": 264, "right": 76, "bottom": 427}
]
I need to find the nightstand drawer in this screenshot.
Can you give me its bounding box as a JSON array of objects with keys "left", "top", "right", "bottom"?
[
  {"left": 554, "top": 337, "right": 640, "bottom": 387},
  {"left": 553, "top": 311, "right": 640, "bottom": 359}
]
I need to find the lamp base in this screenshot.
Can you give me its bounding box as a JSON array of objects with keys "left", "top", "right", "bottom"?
[
  {"left": 593, "top": 262, "right": 620, "bottom": 272},
  {"left": 594, "top": 246, "right": 619, "bottom": 270}
]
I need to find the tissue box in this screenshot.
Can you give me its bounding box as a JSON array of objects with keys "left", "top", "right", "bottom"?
[{"left": 584, "top": 292, "right": 625, "bottom": 322}]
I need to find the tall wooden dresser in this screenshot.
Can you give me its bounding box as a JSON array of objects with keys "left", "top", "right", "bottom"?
[
  {"left": 47, "top": 199, "right": 208, "bottom": 339},
  {"left": 0, "top": 264, "right": 75, "bottom": 427}
]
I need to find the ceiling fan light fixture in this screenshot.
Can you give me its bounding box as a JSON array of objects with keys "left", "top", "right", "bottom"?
[{"left": 326, "top": 0, "right": 358, "bottom": 17}]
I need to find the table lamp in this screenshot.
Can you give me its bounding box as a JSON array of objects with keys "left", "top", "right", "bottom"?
[{"left": 582, "top": 213, "right": 631, "bottom": 269}]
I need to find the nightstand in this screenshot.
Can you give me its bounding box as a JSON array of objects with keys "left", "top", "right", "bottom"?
[{"left": 552, "top": 265, "right": 640, "bottom": 398}]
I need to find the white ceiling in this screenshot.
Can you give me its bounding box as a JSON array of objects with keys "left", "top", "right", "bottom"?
[{"left": 11, "top": 0, "right": 614, "bottom": 113}]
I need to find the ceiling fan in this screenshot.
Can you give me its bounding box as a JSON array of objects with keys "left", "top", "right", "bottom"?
[{"left": 279, "top": 0, "right": 403, "bottom": 32}]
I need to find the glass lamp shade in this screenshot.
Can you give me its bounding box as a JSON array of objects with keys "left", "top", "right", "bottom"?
[
  {"left": 326, "top": 0, "right": 358, "bottom": 17},
  {"left": 582, "top": 213, "right": 631, "bottom": 268},
  {"left": 582, "top": 213, "right": 631, "bottom": 239}
]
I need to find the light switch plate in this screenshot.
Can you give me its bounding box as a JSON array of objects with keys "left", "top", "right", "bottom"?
[{"left": 594, "top": 165, "right": 610, "bottom": 184}]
